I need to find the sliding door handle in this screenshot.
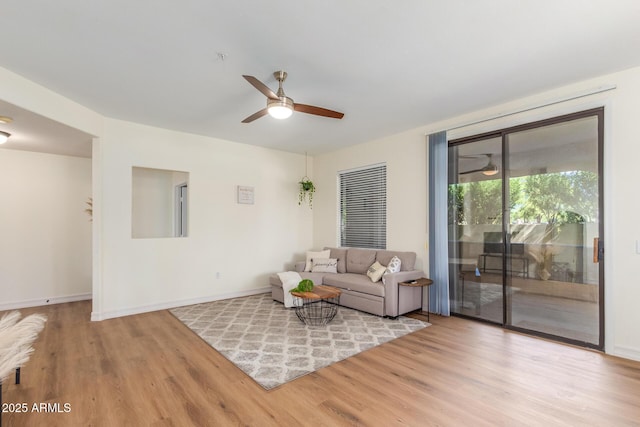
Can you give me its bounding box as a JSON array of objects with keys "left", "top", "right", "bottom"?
[{"left": 593, "top": 237, "right": 604, "bottom": 262}]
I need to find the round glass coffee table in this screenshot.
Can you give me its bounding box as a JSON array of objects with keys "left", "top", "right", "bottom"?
[{"left": 290, "top": 285, "right": 341, "bottom": 326}]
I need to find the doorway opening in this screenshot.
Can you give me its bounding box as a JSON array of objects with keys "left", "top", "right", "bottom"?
[{"left": 175, "top": 182, "right": 188, "bottom": 238}]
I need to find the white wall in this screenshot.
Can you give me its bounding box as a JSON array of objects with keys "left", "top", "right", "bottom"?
[
  {"left": 0, "top": 149, "right": 92, "bottom": 309},
  {"left": 313, "top": 65, "right": 640, "bottom": 361},
  {"left": 92, "top": 118, "right": 313, "bottom": 319},
  {"left": 314, "top": 134, "right": 428, "bottom": 269}
]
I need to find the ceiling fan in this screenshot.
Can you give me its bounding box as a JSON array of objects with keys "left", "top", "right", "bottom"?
[
  {"left": 241, "top": 71, "right": 344, "bottom": 123},
  {"left": 459, "top": 154, "right": 499, "bottom": 176}
]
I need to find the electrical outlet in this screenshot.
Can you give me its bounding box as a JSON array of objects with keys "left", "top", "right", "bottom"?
[{"left": 216, "top": 272, "right": 220, "bottom": 279}]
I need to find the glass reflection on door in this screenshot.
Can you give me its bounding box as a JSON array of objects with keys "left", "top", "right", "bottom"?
[
  {"left": 505, "top": 116, "right": 601, "bottom": 345},
  {"left": 448, "top": 137, "right": 504, "bottom": 323}
]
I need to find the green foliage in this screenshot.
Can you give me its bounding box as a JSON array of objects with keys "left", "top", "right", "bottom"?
[
  {"left": 466, "top": 179, "right": 503, "bottom": 225},
  {"left": 448, "top": 185, "right": 466, "bottom": 225},
  {"left": 555, "top": 210, "right": 585, "bottom": 224},
  {"left": 290, "top": 279, "right": 314, "bottom": 293},
  {"left": 300, "top": 180, "right": 315, "bottom": 192},
  {"left": 299, "top": 179, "right": 315, "bottom": 209},
  {"left": 514, "top": 171, "right": 597, "bottom": 224},
  {"left": 448, "top": 178, "right": 521, "bottom": 225},
  {"left": 448, "top": 171, "right": 597, "bottom": 226}
]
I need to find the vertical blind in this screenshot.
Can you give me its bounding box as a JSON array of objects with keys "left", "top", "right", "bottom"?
[
  {"left": 428, "top": 131, "right": 450, "bottom": 316},
  {"left": 339, "top": 164, "right": 387, "bottom": 249}
]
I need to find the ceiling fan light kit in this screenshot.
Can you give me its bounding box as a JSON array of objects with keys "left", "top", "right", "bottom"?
[
  {"left": 460, "top": 153, "right": 500, "bottom": 176},
  {"left": 267, "top": 97, "right": 294, "bottom": 119},
  {"left": 242, "top": 70, "right": 344, "bottom": 123},
  {"left": 480, "top": 157, "right": 499, "bottom": 175},
  {"left": 482, "top": 167, "right": 499, "bottom": 176},
  {"left": 0, "top": 130, "right": 10, "bottom": 144}
]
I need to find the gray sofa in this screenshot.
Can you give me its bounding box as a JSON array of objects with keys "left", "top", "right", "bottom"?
[{"left": 270, "top": 247, "right": 425, "bottom": 317}]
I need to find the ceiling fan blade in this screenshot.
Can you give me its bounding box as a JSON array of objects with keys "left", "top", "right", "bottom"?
[
  {"left": 241, "top": 108, "right": 269, "bottom": 123},
  {"left": 460, "top": 153, "right": 499, "bottom": 175},
  {"left": 459, "top": 154, "right": 488, "bottom": 159},
  {"left": 459, "top": 168, "right": 485, "bottom": 175},
  {"left": 242, "top": 75, "right": 278, "bottom": 100},
  {"left": 294, "top": 103, "right": 344, "bottom": 119}
]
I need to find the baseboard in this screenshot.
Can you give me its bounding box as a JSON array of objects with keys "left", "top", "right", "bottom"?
[
  {"left": 91, "top": 287, "right": 271, "bottom": 321},
  {"left": 0, "top": 293, "right": 92, "bottom": 311},
  {"left": 611, "top": 345, "right": 640, "bottom": 362}
]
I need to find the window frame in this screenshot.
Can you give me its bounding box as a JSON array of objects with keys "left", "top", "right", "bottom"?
[{"left": 338, "top": 163, "right": 387, "bottom": 249}]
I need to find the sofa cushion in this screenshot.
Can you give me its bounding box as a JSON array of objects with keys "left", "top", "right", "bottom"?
[
  {"left": 366, "top": 261, "right": 386, "bottom": 282},
  {"left": 346, "top": 248, "right": 377, "bottom": 274},
  {"left": 323, "top": 273, "right": 386, "bottom": 297},
  {"left": 325, "top": 247, "right": 348, "bottom": 273},
  {"left": 376, "top": 250, "right": 416, "bottom": 271},
  {"left": 311, "top": 258, "right": 338, "bottom": 273},
  {"left": 385, "top": 255, "right": 402, "bottom": 274},
  {"left": 304, "top": 249, "right": 330, "bottom": 272}
]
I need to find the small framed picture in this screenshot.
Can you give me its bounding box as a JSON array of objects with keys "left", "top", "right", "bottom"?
[{"left": 237, "top": 185, "right": 255, "bottom": 204}]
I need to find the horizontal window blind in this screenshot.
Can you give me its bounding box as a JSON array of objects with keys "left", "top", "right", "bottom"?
[{"left": 339, "top": 164, "right": 386, "bottom": 249}]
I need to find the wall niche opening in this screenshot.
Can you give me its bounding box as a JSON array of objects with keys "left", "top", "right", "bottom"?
[{"left": 132, "top": 166, "right": 189, "bottom": 238}]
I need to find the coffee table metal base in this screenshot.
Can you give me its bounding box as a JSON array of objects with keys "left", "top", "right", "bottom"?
[{"left": 294, "top": 296, "right": 340, "bottom": 326}]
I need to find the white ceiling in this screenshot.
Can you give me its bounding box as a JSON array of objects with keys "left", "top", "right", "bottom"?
[
  {"left": 455, "top": 116, "right": 599, "bottom": 183},
  {"left": 0, "top": 99, "right": 93, "bottom": 157},
  {"left": 1, "top": 1, "right": 640, "bottom": 157}
]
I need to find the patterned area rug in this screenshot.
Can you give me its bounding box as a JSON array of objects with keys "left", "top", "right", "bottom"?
[{"left": 170, "top": 293, "right": 429, "bottom": 390}]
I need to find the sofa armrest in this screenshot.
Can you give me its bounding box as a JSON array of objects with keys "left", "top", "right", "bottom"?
[
  {"left": 294, "top": 261, "right": 306, "bottom": 272},
  {"left": 382, "top": 270, "right": 425, "bottom": 317}
]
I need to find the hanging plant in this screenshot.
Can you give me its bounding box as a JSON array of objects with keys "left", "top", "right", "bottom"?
[
  {"left": 298, "top": 177, "right": 315, "bottom": 209},
  {"left": 85, "top": 197, "right": 93, "bottom": 221},
  {"left": 298, "top": 152, "right": 315, "bottom": 209}
]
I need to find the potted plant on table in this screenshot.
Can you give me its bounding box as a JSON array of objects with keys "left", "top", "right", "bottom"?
[{"left": 290, "top": 279, "right": 315, "bottom": 293}]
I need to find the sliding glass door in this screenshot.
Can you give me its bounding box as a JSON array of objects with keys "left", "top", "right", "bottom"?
[
  {"left": 448, "top": 137, "right": 504, "bottom": 323},
  {"left": 448, "top": 109, "right": 604, "bottom": 349}
]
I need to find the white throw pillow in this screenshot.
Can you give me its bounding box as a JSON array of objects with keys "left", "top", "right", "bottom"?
[
  {"left": 305, "top": 249, "right": 331, "bottom": 272},
  {"left": 366, "top": 261, "right": 387, "bottom": 283},
  {"left": 311, "top": 258, "right": 338, "bottom": 273},
  {"left": 385, "top": 255, "right": 402, "bottom": 275}
]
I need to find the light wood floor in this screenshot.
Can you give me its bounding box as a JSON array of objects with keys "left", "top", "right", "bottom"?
[{"left": 2, "top": 300, "right": 640, "bottom": 426}]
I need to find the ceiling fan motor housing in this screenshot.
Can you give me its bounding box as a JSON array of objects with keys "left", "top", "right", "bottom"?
[{"left": 267, "top": 96, "right": 294, "bottom": 110}]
